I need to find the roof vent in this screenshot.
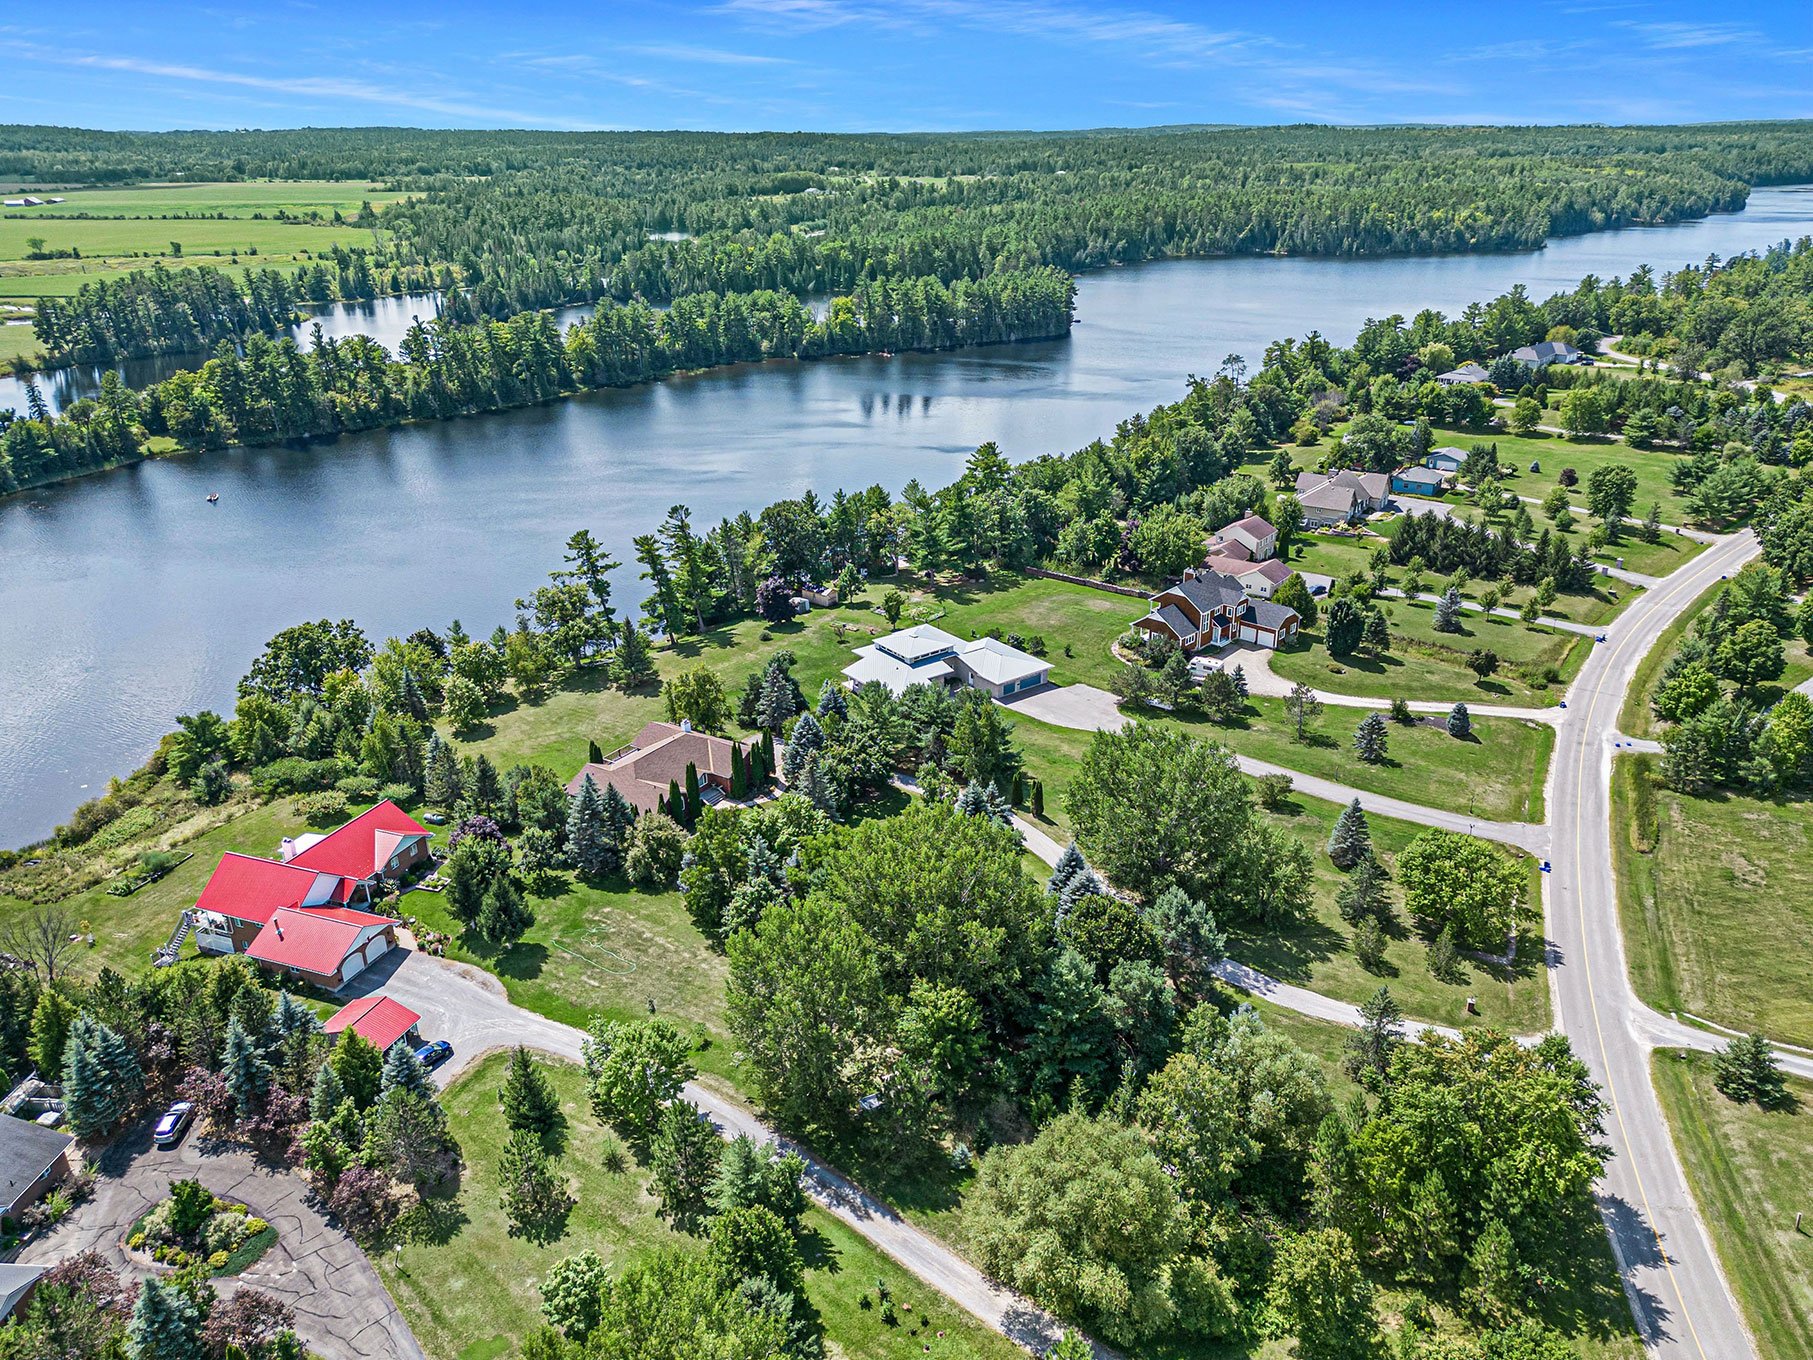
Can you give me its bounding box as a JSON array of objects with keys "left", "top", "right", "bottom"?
[
  {"left": 680, "top": 719, "right": 692, "bottom": 733},
  {"left": 273, "top": 920, "right": 284, "bottom": 940}
]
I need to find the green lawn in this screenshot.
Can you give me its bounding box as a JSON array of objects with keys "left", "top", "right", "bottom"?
[
  {"left": 379, "top": 1053, "right": 1025, "bottom": 1360},
  {"left": 1587, "top": 530, "right": 1706, "bottom": 580},
  {"left": 1229, "top": 793, "right": 1551, "bottom": 1034},
  {"left": 1270, "top": 600, "right": 1587, "bottom": 706},
  {"left": 1619, "top": 580, "right": 1726, "bottom": 739},
  {"left": 1653, "top": 1050, "right": 1813, "bottom": 1360},
  {"left": 2, "top": 180, "right": 412, "bottom": 219},
  {"left": 1430, "top": 425, "right": 1697, "bottom": 524},
  {"left": 0, "top": 321, "right": 39, "bottom": 365},
  {"left": 1612, "top": 756, "right": 1813, "bottom": 1047}
]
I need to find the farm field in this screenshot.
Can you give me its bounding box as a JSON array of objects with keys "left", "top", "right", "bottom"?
[{"left": 1653, "top": 1050, "right": 1813, "bottom": 1360}]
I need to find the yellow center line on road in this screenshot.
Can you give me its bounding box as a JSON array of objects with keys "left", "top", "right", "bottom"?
[{"left": 1566, "top": 535, "right": 1752, "bottom": 1360}]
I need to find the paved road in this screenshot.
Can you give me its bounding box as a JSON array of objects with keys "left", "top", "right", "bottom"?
[
  {"left": 352, "top": 949, "right": 1070, "bottom": 1355},
  {"left": 22, "top": 1130, "right": 423, "bottom": 1360},
  {"left": 1544, "top": 526, "right": 1763, "bottom": 1360}
]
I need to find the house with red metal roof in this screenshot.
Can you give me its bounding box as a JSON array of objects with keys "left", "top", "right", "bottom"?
[
  {"left": 324, "top": 995, "right": 422, "bottom": 1054},
  {"left": 244, "top": 906, "right": 402, "bottom": 991},
  {"left": 184, "top": 800, "right": 428, "bottom": 984}
]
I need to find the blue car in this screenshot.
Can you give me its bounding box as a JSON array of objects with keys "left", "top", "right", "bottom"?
[
  {"left": 414, "top": 1040, "right": 453, "bottom": 1069},
  {"left": 153, "top": 1100, "right": 195, "bottom": 1148}
]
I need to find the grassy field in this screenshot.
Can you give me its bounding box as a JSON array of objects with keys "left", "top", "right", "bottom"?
[
  {"left": 1653, "top": 1050, "right": 1813, "bottom": 1360},
  {"left": 1587, "top": 530, "right": 1706, "bottom": 579},
  {"left": 1430, "top": 425, "right": 1697, "bottom": 523},
  {"left": 1612, "top": 755, "right": 1813, "bottom": 1046},
  {"left": 0, "top": 179, "right": 410, "bottom": 304},
  {"left": 1619, "top": 579, "right": 1725, "bottom": 739},
  {"left": 0, "top": 321, "right": 38, "bottom": 364},
  {"left": 1229, "top": 792, "right": 1551, "bottom": 1034},
  {"left": 379, "top": 1052, "right": 1025, "bottom": 1360},
  {"left": 1270, "top": 598, "right": 1588, "bottom": 705}
]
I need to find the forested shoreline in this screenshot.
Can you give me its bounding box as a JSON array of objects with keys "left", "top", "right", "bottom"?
[
  {"left": 11, "top": 120, "right": 1813, "bottom": 372},
  {"left": 0, "top": 266, "right": 1074, "bottom": 495}
]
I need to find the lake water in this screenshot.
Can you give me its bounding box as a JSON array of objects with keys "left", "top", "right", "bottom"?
[{"left": 5, "top": 185, "right": 1813, "bottom": 846}]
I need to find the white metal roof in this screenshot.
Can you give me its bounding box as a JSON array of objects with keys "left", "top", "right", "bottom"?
[
  {"left": 873, "top": 622, "right": 963, "bottom": 663},
  {"left": 956, "top": 636, "right": 1049, "bottom": 686},
  {"left": 844, "top": 645, "right": 954, "bottom": 694}
]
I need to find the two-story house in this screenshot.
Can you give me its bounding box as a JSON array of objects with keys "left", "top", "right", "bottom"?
[{"left": 1133, "top": 568, "right": 1300, "bottom": 653}]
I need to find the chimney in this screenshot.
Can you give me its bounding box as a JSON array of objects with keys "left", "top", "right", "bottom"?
[{"left": 680, "top": 719, "right": 692, "bottom": 733}]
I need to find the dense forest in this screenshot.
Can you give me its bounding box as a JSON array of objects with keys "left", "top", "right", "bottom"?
[{"left": 13, "top": 120, "right": 1813, "bottom": 366}]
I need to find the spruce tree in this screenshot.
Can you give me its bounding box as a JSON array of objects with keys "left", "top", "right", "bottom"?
[
  {"left": 1326, "top": 799, "right": 1372, "bottom": 869},
  {"left": 1344, "top": 985, "right": 1403, "bottom": 1088},
  {"left": 424, "top": 732, "right": 463, "bottom": 807},
  {"left": 223, "top": 1016, "right": 273, "bottom": 1119},
  {"left": 612, "top": 623, "right": 657, "bottom": 691},
  {"left": 478, "top": 876, "right": 534, "bottom": 949},
  {"left": 755, "top": 667, "right": 796, "bottom": 733},
  {"left": 1353, "top": 712, "right": 1389, "bottom": 764},
  {"left": 1353, "top": 916, "right": 1387, "bottom": 972},
  {"left": 63, "top": 1013, "right": 141, "bottom": 1137},
  {"left": 472, "top": 754, "right": 503, "bottom": 813},
  {"left": 309, "top": 1060, "right": 346, "bottom": 1123},
  {"left": 381, "top": 1043, "right": 437, "bottom": 1101},
  {"left": 1714, "top": 1033, "right": 1790, "bottom": 1109},
  {"left": 816, "top": 679, "right": 847, "bottom": 723},
  {"left": 129, "top": 1276, "right": 201, "bottom": 1360},
  {"left": 566, "top": 775, "right": 607, "bottom": 879},
  {"left": 332, "top": 1029, "right": 384, "bottom": 1111},
  {"left": 1230, "top": 663, "right": 1248, "bottom": 698},
  {"left": 1433, "top": 586, "right": 1464, "bottom": 634},
  {"left": 954, "top": 781, "right": 988, "bottom": 816},
  {"left": 501, "top": 1045, "right": 563, "bottom": 1147},
  {"left": 499, "top": 1126, "right": 573, "bottom": 1237},
  {"left": 1447, "top": 701, "right": 1472, "bottom": 739},
  {"left": 1362, "top": 607, "right": 1391, "bottom": 654},
  {"left": 598, "top": 783, "right": 636, "bottom": 870},
  {"left": 1046, "top": 842, "right": 1088, "bottom": 898},
  {"left": 1336, "top": 852, "right": 1391, "bottom": 925},
  {"left": 797, "top": 756, "right": 838, "bottom": 818},
  {"left": 781, "top": 711, "right": 824, "bottom": 782},
  {"left": 1427, "top": 923, "right": 1462, "bottom": 983}
]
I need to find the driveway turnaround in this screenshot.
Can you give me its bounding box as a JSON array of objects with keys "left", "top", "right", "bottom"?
[{"left": 22, "top": 1129, "right": 424, "bottom": 1360}]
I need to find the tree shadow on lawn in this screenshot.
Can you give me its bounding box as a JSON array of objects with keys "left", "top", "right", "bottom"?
[
  {"left": 1227, "top": 916, "right": 1347, "bottom": 986},
  {"left": 393, "top": 1174, "right": 472, "bottom": 1248}
]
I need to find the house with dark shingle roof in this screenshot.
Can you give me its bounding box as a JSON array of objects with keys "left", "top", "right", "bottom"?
[
  {"left": 0, "top": 1116, "right": 74, "bottom": 1222},
  {"left": 1510, "top": 340, "right": 1587, "bottom": 367},
  {"left": 1133, "top": 568, "right": 1300, "bottom": 652},
  {"left": 1435, "top": 362, "right": 1492, "bottom": 386},
  {"left": 1208, "top": 513, "right": 1277, "bottom": 562}
]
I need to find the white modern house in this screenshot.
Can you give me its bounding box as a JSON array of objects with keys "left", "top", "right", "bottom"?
[{"left": 843, "top": 623, "right": 1050, "bottom": 697}]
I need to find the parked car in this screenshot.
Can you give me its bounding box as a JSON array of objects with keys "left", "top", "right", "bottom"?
[
  {"left": 414, "top": 1040, "right": 453, "bottom": 1069},
  {"left": 153, "top": 1101, "right": 195, "bottom": 1148}
]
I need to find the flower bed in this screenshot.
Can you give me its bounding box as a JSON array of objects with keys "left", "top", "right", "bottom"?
[{"left": 126, "top": 1179, "right": 276, "bottom": 1276}]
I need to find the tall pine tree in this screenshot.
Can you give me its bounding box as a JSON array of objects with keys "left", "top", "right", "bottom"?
[
  {"left": 566, "top": 774, "right": 608, "bottom": 879},
  {"left": 1326, "top": 799, "right": 1373, "bottom": 869}
]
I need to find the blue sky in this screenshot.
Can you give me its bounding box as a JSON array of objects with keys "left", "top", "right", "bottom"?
[{"left": 3, "top": 1, "right": 1810, "bottom": 132}]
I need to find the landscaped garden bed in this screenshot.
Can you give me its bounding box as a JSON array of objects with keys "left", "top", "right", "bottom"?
[{"left": 127, "top": 1178, "right": 276, "bottom": 1276}]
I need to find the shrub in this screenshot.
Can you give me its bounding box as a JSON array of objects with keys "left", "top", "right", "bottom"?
[
  {"left": 297, "top": 791, "right": 350, "bottom": 825},
  {"left": 209, "top": 1250, "right": 230, "bottom": 1270}
]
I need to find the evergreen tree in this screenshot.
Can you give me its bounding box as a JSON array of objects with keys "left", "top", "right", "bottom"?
[
  {"left": 1031, "top": 778, "right": 1045, "bottom": 818},
  {"left": 309, "top": 1060, "right": 346, "bottom": 1123},
  {"left": 648, "top": 1099, "right": 722, "bottom": 1233},
  {"left": 1462, "top": 1218, "right": 1522, "bottom": 1325},
  {"left": 501, "top": 1045, "right": 564, "bottom": 1147},
  {"left": 588, "top": 739, "right": 605, "bottom": 764},
  {"left": 612, "top": 623, "right": 657, "bottom": 690},
  {"left": 223, "top": 1016, "right": 273, "bottom": 1119},
  {"left": 499, "top": 1126, "right": 574, "bottom": 1238},
  {"left": 1343, "top": 985, "right": 1403, "bottom": 1088},
  {"left": 1426, "top": 923, "right": 1462, "bottom": 983},
  {"left": 1353, "top": 915, "right": 1387, "bottom": 972},
  {"left": 1362, "top": 606, "right": 1391, "bottom": 654},
  {"left": 796, "top": 756, "right": 838, "bottom": 817},
  {"left": 29, "top": 987, "right": 75, "bottom": 1083},
  {"left": 1047, "top": 843, "right": 1090, "bottom": 899},
  {"left": 478, "top": 876, "right": 534, "bottom": 949},
  {"left": 332, "top": 1029, "right": 384, "bottom": 1110},
  {"left": 1433, "top": 586, "right": 1464, "bottom": 633},
  {"left": 472, "top": 753, "right": 503, "bottom": 813},
  {"left": 1353, "top": 712, "right": 1389, "bottom": 764},
  {"left": 566, "top": 775, "right": 608, "bottom": 878},
  {"left": 781, "top": 711, "right": 824, "bottom": 782},
  {"left": 424, "top": 732, "right": 463, "bottom": 806},
  {"left": 816, "top": 679, "right": 847, "bottom": 723},
  {"left": 761, "top": 729, "right": 777, "bottom": 776},
  {"left": 599, "top": 782, "right": 636, "bottom": 869},
  {"left": 1230, "top": 663, "right": 1248, "bottom": 698},
  {"left": 129, "top": 1276, "right": 202, "bottom": 1360},
  {"left": 1447, "top": 701, "right": 1472, "bottom": 738},
  {"left": 1326, "top": 799, "right": 1372, "bottom": 869},
  {"left": 1335, "top": 852, "right": 1392, "bottom": 925},
  {"left": 756, "top": 667, "right": 797, "bottom": 733},
  {"left": 729, "top": 742, "right": 748, "bottom": 799},
  {"left": 381, "top": 1043, "right": 436, "bottom": 1101},
  {"left": 684, "top": 763, "right": 702, "bottom": 824},
  {"left": 63, "top": 1013, "right": 142, "bottom": 1137},
  {"left": 1714, "top": 1033, "right": 1790, "bottom": 1109}
]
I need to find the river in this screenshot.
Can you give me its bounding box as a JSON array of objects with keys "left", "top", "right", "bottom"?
[{"left": 4, "top": 185, "right": 1813, "bottom": 847}]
